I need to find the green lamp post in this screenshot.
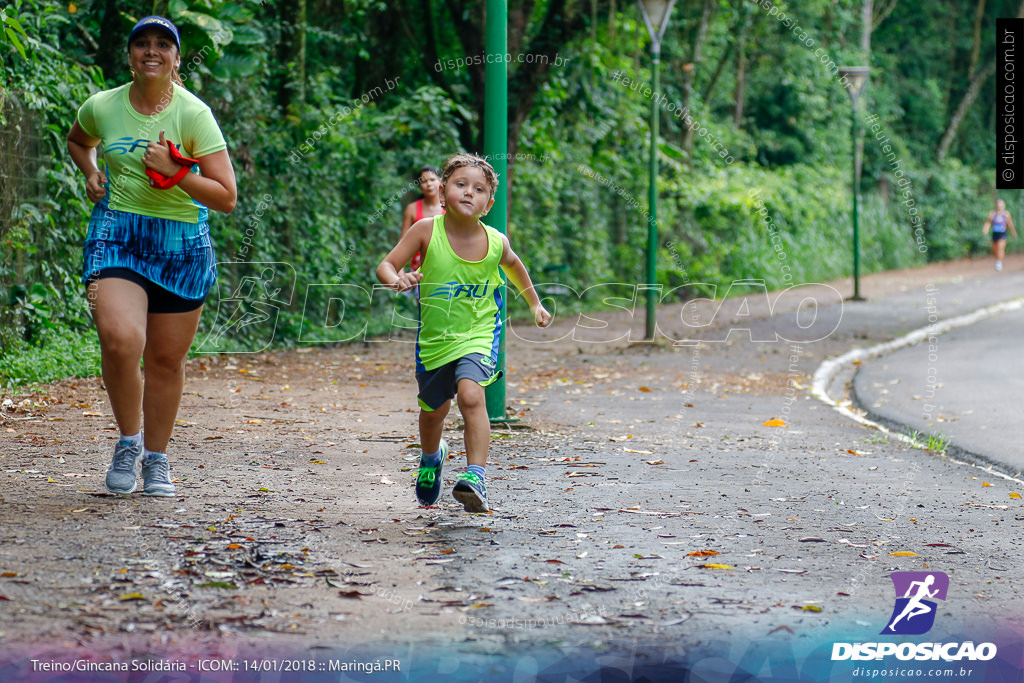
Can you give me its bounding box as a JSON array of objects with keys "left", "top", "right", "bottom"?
[
  {"left": 483, "top": 0, "right": 511, "bottom": 422},
  {"left": 638, "top": 0, "right": 676, "bottom": 340},
  {"left": 838, "top": 66, "right": 870, "bottom": 302}
]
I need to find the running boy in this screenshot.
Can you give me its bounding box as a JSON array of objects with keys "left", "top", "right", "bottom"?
[{"left": 376, "top": 153, "right": 551, "bottom": 512}]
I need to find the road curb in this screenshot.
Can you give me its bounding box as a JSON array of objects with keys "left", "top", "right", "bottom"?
[{"left": 810, "top": 296, "right": 1024, "bottom": 484}]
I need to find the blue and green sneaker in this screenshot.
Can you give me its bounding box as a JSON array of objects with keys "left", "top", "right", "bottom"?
[
  {"left": 453, "top": 472, "right": 488, "bottom": 513},
  {"left": 415, "top": 439, "right": 447, "bottom": 506}
]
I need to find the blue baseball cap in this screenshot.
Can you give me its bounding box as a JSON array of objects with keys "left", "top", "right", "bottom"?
[{"left": 128, "top": 16, "right": 181, "bottom": 50}]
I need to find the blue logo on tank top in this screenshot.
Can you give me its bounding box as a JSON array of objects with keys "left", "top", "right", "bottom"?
[
  {"left": 104, "top": 137, "right": 151, "bottom": 155},
  {"left": 428, "top": 281, "right": 491, "bottom": 300}
]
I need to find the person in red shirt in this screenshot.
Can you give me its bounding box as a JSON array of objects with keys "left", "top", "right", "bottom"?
[{"left": 399, "top": 165, "right": 444, "bottom": 271}]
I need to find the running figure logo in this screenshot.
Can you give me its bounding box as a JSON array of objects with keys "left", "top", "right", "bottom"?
[{"left": 881, "top": 571, "right": 949, "bottom": 635}]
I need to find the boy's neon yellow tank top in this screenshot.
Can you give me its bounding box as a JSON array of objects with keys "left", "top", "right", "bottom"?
[{"left": 416, "top": 214, "right": 504, "bottom": 373}]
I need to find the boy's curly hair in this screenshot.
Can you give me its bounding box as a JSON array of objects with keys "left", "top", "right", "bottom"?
[{"left": 440, "top": 153, "right": 499, "bottom": 201}]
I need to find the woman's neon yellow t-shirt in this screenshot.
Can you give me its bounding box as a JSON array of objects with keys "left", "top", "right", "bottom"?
[{"left": 77, "top": 83, "right": 227, "bottom": 223}]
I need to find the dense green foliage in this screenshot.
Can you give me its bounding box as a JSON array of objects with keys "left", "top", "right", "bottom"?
[{"left": 0, "top": 0, "right": 1015, "bottom": 386}]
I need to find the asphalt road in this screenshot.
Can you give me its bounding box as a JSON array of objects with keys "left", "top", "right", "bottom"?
[{"left": 853, "top": 305, "right": 1024, "bottom": 475}]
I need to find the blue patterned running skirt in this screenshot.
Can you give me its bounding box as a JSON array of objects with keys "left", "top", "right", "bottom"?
[{"left": 82, "top": 197, "right": 217, "bottom": 300}]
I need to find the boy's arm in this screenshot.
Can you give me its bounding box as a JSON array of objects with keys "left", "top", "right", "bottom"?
[
  {"left": 499, "top": 235, "right": 552, "bottom": 327},
  {"left": 377, "top": 219, "right": 431, "bottom": 292},
  {"left": 1009, "top": 213, "right": 1018, "bottom": 237},
  {"left": 983, "top": 211, "right": 993, "bottom": 234}
]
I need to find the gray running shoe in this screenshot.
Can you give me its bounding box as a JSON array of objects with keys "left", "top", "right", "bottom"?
[
  {"left": 104, "top": 440, "right": 143, "bottom": 494},
  {"left": 142, "top": 454, "right": 176, "bottom": 497}
]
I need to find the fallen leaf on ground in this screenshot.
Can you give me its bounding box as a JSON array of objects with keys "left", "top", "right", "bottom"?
[
  {"left": 1011, "top": 493, "right": 1022, "bottom": 500},
  {"left": 700, "top": 563, "right": 735, "bottom": 570},
  {"left": 687, "top": 550, "right": 719, "bottom": 557},
  {"left": 982, "top": 482, "right": 993, "bottom": 487},
  {"left": 119, "top": 593, "right": 145, "bottom": 601},
  {"left": 762, "top": 418, "right": 787, "bottom": 428},
  {"left": 889, "top": 551, "right": 919, "bottom": 557},
  {"left": 768, "top": 625, "right": 795, "bottom": 635},
  {"left": 568, "top": 616, "right": 610, "bottom": 625}
]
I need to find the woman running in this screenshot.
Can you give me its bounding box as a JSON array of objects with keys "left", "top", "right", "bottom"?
[
  {"left": 67, "top": 16, "right": 236, "bottom": 496},
  {"left": 982, "top": 198, "right": 1016, "bottom": 271}
]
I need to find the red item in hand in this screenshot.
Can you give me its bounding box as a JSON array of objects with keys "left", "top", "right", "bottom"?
[{"left": 146, "top": 140, "right": 199, "bottom": 190}]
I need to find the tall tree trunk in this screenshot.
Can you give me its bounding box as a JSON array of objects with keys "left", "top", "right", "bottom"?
[
  {"left": 937, "top": 0, "right": 1024, "bottom": 161},
  {"left": 715, "top": 0, "right": 749, "bottom": 120},
  {"left": 733, "top": 6, "right": 747, "bottom": 127},
  {"left": 861, "top": 0, "right": 872, "bottom": 55},
  {"left": 278, "top": 0, "right": 307, "bottom": 116},
  {"left": 507, "top": 0, "right": 587, "bottom": 158},
  {"left": 96, "top": 0, "right": 123, "bottom": 80},
  {"left": 420, "top": 0, "right": 476, "bottom": 150},
  {"left": 969, "top": 0, "right": 986, "bottom": 78},
  {"left": 936, "top": 62, "right": 996, "bottom": 162},
  {"left": 702, "top": 41, "right": 734, "bottom": 104},
  {"left": 680, "top": 0, "right": 714, "bottom": 159}
]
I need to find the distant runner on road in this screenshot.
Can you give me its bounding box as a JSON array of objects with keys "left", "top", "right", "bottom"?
[{"left": 982, "top": 198, "right": 1016, "bottom": 271}]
